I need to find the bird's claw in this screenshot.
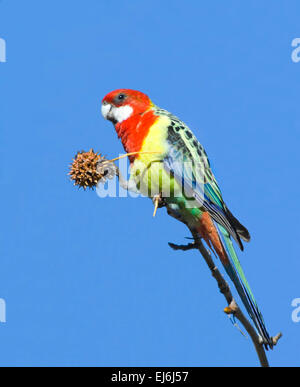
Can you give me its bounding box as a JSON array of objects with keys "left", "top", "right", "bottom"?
[
  {"left": 168, "top": 241, "right": 198, "bottom": 251},
  {"left": 96, "top": 159, "right": 118, "bottom": 183}
]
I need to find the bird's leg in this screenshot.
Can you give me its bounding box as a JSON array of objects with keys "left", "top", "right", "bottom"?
[
  {"left": 168, "top": 232, "right": 202, "bottom": 251},
  {"left": 96, "top": 159, "right": 118, "bottom": 181},
  {"left": 115, "top": 166, "right": 131, "bottom": 191},
  {"left": 96, "top": 159, "right": 139, "bottom": 193},
  {"left": 165, "top": 204, "right": 200, "bottom": 249},
  {"left": 168, "top": 241, "right": 198, "bottom": 251},
  {"left": 116, "top": 167, "right": 141, "bottom": 193}
]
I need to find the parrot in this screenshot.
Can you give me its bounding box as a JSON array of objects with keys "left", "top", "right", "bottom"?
[{"left": 101, "top": 88, "right": 273, "bottom": 348}]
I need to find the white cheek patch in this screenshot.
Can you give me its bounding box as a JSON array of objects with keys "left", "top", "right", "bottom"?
[{"left": 111, "top": 105, "right": 133, "bottom": 123}]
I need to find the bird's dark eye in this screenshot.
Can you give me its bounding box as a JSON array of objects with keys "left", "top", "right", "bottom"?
[{"left": 118, "top": 93, "right": 125, "bottom": 100}]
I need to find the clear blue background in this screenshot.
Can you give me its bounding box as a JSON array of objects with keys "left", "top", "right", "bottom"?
[{"left": 1, "top": 0, "right": 299, "bottom": 367}]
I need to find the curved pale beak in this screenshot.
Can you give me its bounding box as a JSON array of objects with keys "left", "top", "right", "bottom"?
[{"left": 101, "top": 101, "right": 112, "bottom": 120}]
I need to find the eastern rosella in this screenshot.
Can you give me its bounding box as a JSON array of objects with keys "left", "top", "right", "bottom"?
[{"left": 101, "top": 89, "right": 272, "bottom": 348}]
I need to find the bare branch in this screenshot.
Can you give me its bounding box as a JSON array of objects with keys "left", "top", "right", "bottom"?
[{"left": 169, "top": 230, "right": 282, "bottom": 367}]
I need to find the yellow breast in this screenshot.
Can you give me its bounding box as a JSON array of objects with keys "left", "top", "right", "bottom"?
[{"left": 129, "top": 115, "right": 181, "bottom": 198}]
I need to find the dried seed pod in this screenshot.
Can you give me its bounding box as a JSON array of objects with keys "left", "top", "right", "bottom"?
[{"left": 69, "top": 149, "right": 107, "bottom": 190}]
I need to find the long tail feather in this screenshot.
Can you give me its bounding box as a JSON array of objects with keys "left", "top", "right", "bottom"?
[{"left": 216, "top": 224, "right": 273, "bottom": 349}]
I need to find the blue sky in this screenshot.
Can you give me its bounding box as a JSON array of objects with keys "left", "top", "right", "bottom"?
[{"left": 0, "top": 0, "right": 300, "bottom": 367}]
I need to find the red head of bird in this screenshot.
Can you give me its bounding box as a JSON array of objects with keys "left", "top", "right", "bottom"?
[
  {"left": 101, "top": 89, "right": 152, "bottom": 124},
  {"left": 101, "top": 89, "right": 157, "bottom": 156}
]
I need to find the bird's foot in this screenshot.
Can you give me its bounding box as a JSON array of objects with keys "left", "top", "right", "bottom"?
[
  {"left": 168, "top": 241, "right": 198, "bottom": 251},
  {"left": 96, "top": 159, "right": 118, "bottom": 183}
]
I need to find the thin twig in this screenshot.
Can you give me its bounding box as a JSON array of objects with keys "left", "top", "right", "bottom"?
[{"left": 170, "top": 230, "right": 282, "bottom": 367}]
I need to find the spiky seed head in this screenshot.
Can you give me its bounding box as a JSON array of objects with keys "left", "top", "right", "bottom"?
[{"left": 69, "top": 149, "right": 105, "bottom": 190}]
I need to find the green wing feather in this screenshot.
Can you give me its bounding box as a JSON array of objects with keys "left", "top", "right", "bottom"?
[{"left": 158, "top": 109, "right": 243, "bottom": 248}]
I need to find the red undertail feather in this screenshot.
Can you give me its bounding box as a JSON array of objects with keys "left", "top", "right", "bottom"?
[{"left": 197, "top": 212, "right": 229, "bottom": 264}]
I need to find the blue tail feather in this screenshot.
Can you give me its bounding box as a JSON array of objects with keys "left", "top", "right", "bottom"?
[{"left": 216, "top": 224, "right": 273, "bottom": 349}]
